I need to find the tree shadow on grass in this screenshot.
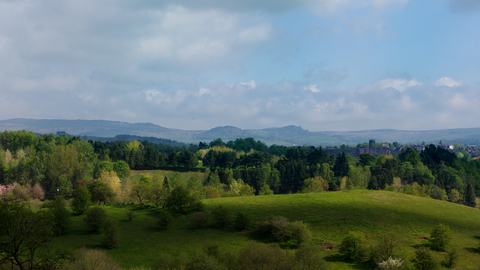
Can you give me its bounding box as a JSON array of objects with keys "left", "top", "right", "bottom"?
[
  {"left": 465, "top": 247, "right": 480, "bottom": 254},
  {"left": 323, "top": 254, "right": 372, "bottom": 269}
]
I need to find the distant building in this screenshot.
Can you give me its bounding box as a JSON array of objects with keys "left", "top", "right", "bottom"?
[{"left": 369, "top": 139, "right": 376, "bottom": 149}]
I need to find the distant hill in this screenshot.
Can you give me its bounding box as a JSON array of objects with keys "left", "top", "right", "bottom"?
[{"left": 1, "top": 118, "right": 480, "bottom": 146}]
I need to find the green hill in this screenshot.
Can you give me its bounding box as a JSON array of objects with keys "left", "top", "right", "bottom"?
[{"left": 52, "top": 190, "right": 480, "bottom": 269}]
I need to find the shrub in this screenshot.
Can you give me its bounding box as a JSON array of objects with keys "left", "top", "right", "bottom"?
[
  {"left": 339, "top": 231, "right": 367, "bottom": 261},
  {"left": 102, "top": 218, "right": 119, "bottom": 249},
  {"left": 258, "top": 184, "right": 274, "bottom": 195},
  {"left": 191, "top": 200, "right": 205, "bottom": 212},
  {"left": 377, "top": 257, "right": 405, "bottom": 270},
  {"left": 63, "top": 247, "right": 121, "bottom": 270},
  {"left": 448, "top": 189, "right": 460, "bottom": 202},
  {"left": 430, "top": 224, "right": 453, "bottom": 251},
  {"left": 294, "top": 244, "right": 328, "bottom": 270},
  {"left": 212, "top": 205, "right": 232, "bottom": 228},
  {"left": 412, "top": 247, "right": 438, "bottom": 270},
  {"left": 237, "top": 242, "right": 294, "bottom": 270},
  {"left": 84, "top": 207, "right": 107, "bottom": 233},
  {"left": 157, "top": 209, "right": 174, "bottom": 230},
  {"left": 287, "top": 221, "right": 312, "bottom": 247},
  {"left": 253, "top": 216, "right": 312, "bottom": 246},
  {"left": 185, "top": 251, "right": 223, "bottom": 270},
  {"left": 234, "top": 212, "right": 251, "bottom": 230},
  {"left": 370, "top": 234, "right": 402, "bottom": 266},
  {"left": 189, "top": 212, "right": 210, "bottom": 229},
  {"left": 71, "top": 186, "right": 91, "bottom": 215}
]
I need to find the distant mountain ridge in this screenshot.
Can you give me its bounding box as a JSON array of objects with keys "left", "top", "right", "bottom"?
[{"left": 1, "top": 118, "right": 480, "bottom": 146}]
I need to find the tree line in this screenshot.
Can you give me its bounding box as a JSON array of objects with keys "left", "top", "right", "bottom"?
[{"left": 1, "top": 130, "right": 479, "bottom": 207}]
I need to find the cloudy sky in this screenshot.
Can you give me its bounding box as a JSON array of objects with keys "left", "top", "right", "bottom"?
[{"left": 0, "top": 0, "right": 479, "bottom": 131}]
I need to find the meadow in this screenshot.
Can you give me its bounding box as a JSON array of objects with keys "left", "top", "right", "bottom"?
[{"left": 52, "top": 188, "right": 480, "bottom": 269}]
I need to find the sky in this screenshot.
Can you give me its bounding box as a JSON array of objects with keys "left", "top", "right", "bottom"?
[{"left": 0, "top": 0, "right": 479, "bottom": 132}]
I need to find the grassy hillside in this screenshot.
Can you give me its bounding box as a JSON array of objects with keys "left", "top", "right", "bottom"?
[{"left": 53, "top": 190, "right": 480, "bottom": 269}]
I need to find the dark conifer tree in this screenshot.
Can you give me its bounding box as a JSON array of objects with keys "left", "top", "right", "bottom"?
[{"left": 465, "top": 182, "right": 476, "bottom": 207}]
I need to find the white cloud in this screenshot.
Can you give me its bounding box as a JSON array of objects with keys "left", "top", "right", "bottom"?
[
  {"left": 373, "top": 78, "right": 422, "bottom": 92},
  {"left": 239, "top": 80, "right": 257, "bottom": 89},
  {"left": 432, "top": 77, "right": 464, "bottom": 87},
  {"left": 303, "top": 84, "right": 322, "bottom": 93}
]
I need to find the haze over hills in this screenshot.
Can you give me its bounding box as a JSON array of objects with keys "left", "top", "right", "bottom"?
[{"left": 1, "top": 118, "right": 480, "bottom": 146}]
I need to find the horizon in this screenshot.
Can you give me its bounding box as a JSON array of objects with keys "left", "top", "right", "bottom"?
[
  {"left": 0, "top": 1, "right": 479, "bottom": 131},
  {"left": 2, "top": 117, "right": 480, "bottom": 134}
]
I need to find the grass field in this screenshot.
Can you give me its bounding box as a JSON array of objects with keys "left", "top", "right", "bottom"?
[{"left": 53, "top": 190, "right": 480, "bottom": 269}]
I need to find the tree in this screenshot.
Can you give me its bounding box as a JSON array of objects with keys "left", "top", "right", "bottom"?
[
  {"left": 88, "top": 181, "right": 116, "bottom": 205},
  {"left": 339, "top": 231, "right": 366, "bottom": 261},
  {"left": 113, "top": 160, "right": 131, "bottom": 180},
  {"left": 430, "top": 224, "right": 452, "bottom": 251},
  {"left": 465, "top": 182, "right": 476, "bottom": 207},
  {"left": 130, "top": 182, "right": 151, "bottom": 206},
  {"left": 102, "top": 218, "right": 119, "bottom": 249},
  {"left": 334, "top": 152, "right": 350, "bottom": 178},
  {"left": 49, "top": 196, "right": 71, "bottom": 236},
  {"left": 71, "top": 186, "right": 91, "bottom": 215},
  {"left": 412, "top": 247, "right": 438, "bottom": 270},
  {"left": 150, "top": 184, "right": 168, "bottom": 208},
  {"left": 0, "top": 201, "right": 66, "bottom": 269},
  {"left": 84, "top": 207, "right": 107, "bottom": 234},
  {"left": 166, "top": 185, "right": 192, "bottom": 213}
]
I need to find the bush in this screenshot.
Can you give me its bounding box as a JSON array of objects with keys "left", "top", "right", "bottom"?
[
  {"left": 102, "top": 218, "right": 119, "bottom": 249},
  {"left": 212, "top": 205, "right": 232, "bottom": 228},
  {"left": 370, "top": 234, "right": 403, "bottom": 266},
  {"left": 412, "top": 247, "right": 438, "bottom": 270},
  {"left": 287, "top": 221, "right": 312, "bottom": 247},
  {"left": 185, "top": 251, "right": 224, "bottom": 270},
  {"left": 189, "top": 212, "right": 210, "bottom": 229},
  {"left": 377, "top": 257, "right": 405, "bottom": 270},
  {"left": 157, "top": 209, "right": 174, "bottom": 230},
  {"left": 253, "top": 216, "right": 312, "bottom": 247},
  {"left": 294, "top": 244, "right": 328, "bottom": 270},
  {"left": 234, "top": 212, "right": 251, "bottom": 230},
  {"left": 237, "top": 242, "right": 294, "bottom": 270},
  {"left": 430, "top": 224, "right": 453, "bottom": 251},
  {"left": 339, "top": 231, "right": 367, "bottom": 261},
  {"left": 62, "top": 247, "right": 121, "bottom": 270},
  {"left": 258, "top": 184, "right": 274, "bottom": 195},
  {"left": 71, "top": 186, "right": 91, "bottom": 215},
  {"left": 84, "top": 207, "right": 107, "bottom": 233},
  {"left": 191, "top": 200, "right": 205, "bottom": 212}
]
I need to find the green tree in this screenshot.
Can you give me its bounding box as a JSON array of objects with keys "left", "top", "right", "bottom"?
[
  {"left": 84, "top": 207, "right": 107, "bottom": 234},
  {"left": 113, "top": 160, "right": 131, "bottom": 180},
  {"left": 334, "top": 152, "right": 350, "bottom": 178},
  {"left": 102, "top": 218, "right": 119, "bottom": 249},
  {"left": 430, "top": 224, "right": 453, "bottom": 251},
  {"left": 0, "top": 201, "right": 66, "bottom": 269},
  {"left": 88, "top": 182, "right": 115, "bottom": 205},
  {"left": 49, "top": 196, "right": 71, "bottom": 236},
  {"left": 129, "top": 182, "right": 152, "bottom": 206},
  {"left": 412, "top": 247, "right": 438, "bottom": 270},
  {"left": 166, "top": 185, "right": 192, "bottom": 213},
  {"left": 465, "top": 182, "right": 476, "bottom": 207},
  {"left": 339, "top": 231, "right": 367, "bottom": 261},
  {"left": 71, "top": 186, "right": 91, "bottom": 215}
]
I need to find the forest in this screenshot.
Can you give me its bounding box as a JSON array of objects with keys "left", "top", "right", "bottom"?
[{"left": 1, "top": 130, "right": 478, "bottom": 207}]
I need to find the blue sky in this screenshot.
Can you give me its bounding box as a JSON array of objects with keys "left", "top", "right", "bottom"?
[{"left": 0, "top": 0, "right": 479, "bottom": 131}]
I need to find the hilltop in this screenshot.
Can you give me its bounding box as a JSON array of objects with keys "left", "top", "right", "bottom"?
[{"left": 1, "top": 118, "right": 480, "bottom": 145}]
